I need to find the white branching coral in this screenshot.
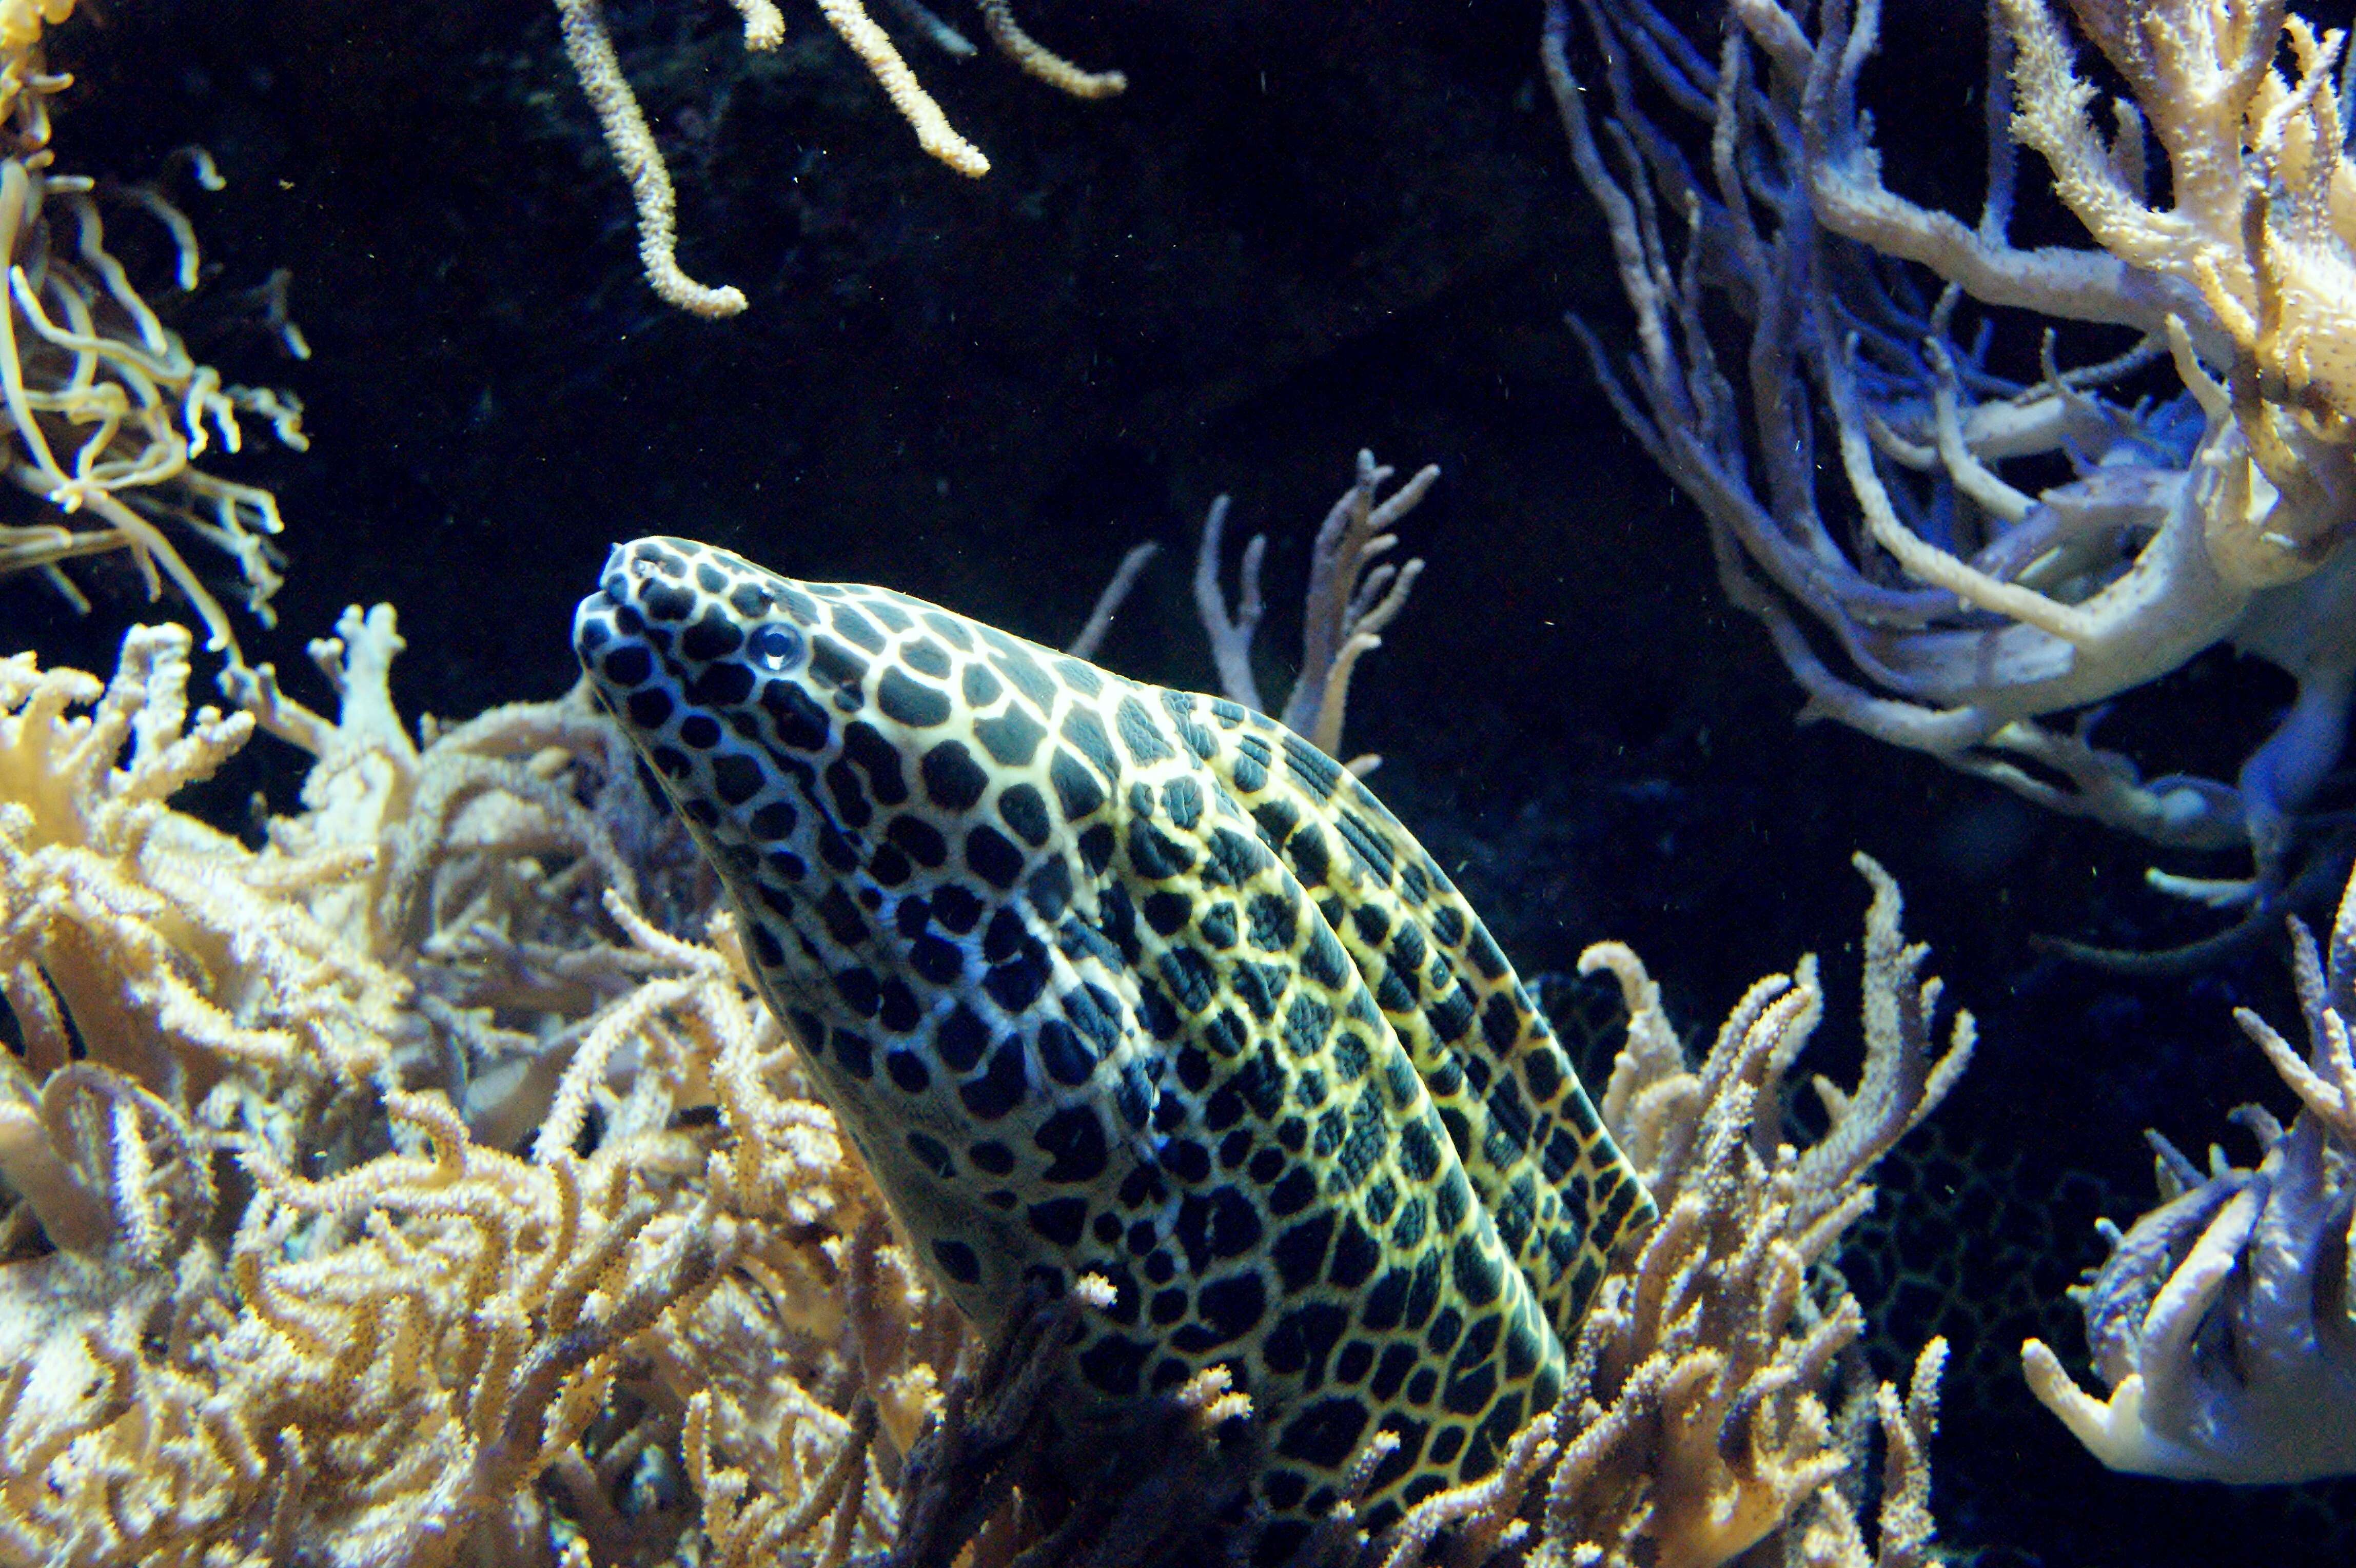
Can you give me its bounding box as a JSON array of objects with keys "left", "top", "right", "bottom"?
[
  {"left": 553, "top": 0, "right": 1126, "bottom": 317},
  {"left": 0, "top": 622, "right": 404, "bottom": 1195},
  {"left": 1080, "top": 448, "right": 1440, "bottom": 773},
  {"left": 2023, "top": 858, "right": 2356, "bottom": 1483},
  {"left": 1192, "top": 449, "right": 1440, "bottom": 769},
  {"left": 1997, "top": 0, "right": 2356, "bottom": 457},
  {"left": 1555, "top": 0, "right": 2356, "bottom": 952}
]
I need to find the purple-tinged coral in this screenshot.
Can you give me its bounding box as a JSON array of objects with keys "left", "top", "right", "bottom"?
[
  {"left": 2025, "top": 864, "right": 2356, "bottom": 1481},
  {"left": 1554, "top": 0, "right": 2356, "bottom": 945}
]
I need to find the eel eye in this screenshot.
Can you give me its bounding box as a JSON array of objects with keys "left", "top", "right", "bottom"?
[{"left": 750, "top": 623, "right": 805, "bottom": 672}]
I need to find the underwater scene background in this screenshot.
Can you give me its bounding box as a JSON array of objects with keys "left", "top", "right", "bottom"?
[{"left": 3, "top": 0, "right": 2350, "bottom": 1562}]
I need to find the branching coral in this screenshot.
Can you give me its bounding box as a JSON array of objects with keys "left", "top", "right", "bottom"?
[
  {"left": 0, "top": 621, "right": 405, "bottom": 1194},
  {"left": 553, "top": 0, "right": 1126, "bottom": 317},
  {"left": 1554, "top": 0, "right": 2356, "bottom": 956},
  {"left": 1082, "top": 448, "right": 1440, "bottom": 772},
  {"left": 1191, "top": 448, "right": 1440, "bottom": 769},
  {"left": 0, "top": 1087, "right": 727, "bottom": 1567},
  {"left": 1420, "top": 854, "right": 1968, "bottom": 1568},
  {"left": 4, "top": 614, "right": 1974, "bottom": 1566},
  {"left": 883, "top": 1283, "right": 1260, "bottom": 1568},
  {"left": 2023, "top": 858, "right": 2356, "bottom": 1482},
  {"left": 0, "top": 620, "right": 964, "bottom": 1567},
  {"left": 0, "top": 3, "right": 307, "bottom": 662}
]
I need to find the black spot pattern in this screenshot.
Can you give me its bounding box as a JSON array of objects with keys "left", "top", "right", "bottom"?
[
  {"left": 878, "top": 667, "right": 953, "bottom": 728},
  {"left": 999, "top": 783, "right": 1052, "bottom": 846},
  {"left": 1034, "top": 1106, "right": 1109, "bottom": 1183},
  {"left": 975, "top": 708, "right": 1047, "bottom": 766},
  {"left": 967, "top": 824, "right": 1026, "bottom": 890},
  {"left": 922, "top": 741, "right": 989, "bottom": 810},
  {"left": 1052, "top": 750, "right": 1107, "bottom": 820},
  {"left": 573, "top": 536, "right": 1656, "bottom": 1552}
]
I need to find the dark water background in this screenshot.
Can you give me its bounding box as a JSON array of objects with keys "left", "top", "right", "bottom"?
[{"left": 10, "top": 1, "right": 2348, "bottom": 1560}]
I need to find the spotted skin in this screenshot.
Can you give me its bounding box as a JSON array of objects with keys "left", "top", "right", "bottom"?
[{"left": 575, "top": 537, "right": 1654, "bottom": 1551}]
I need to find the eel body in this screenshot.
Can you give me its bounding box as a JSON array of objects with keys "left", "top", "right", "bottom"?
[{"left": 574, "top": 536, "right": 1653, "bottom": 1552}]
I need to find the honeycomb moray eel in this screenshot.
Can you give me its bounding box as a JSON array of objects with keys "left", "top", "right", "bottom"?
[{"left": 575, "top": 537, "right": 1656, "bottom": 1555}]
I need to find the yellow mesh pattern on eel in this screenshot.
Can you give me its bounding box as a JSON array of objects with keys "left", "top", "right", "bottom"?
[{"left": 574, "top": 537, "right": 1655, "bottom": 1551}]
